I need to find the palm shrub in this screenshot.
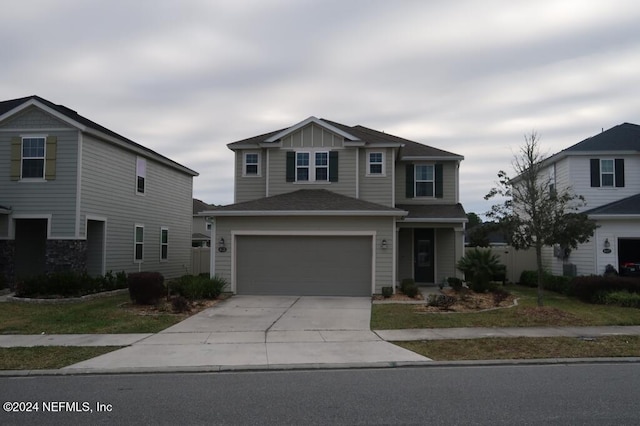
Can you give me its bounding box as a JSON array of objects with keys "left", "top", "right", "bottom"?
[{"left": 457, "top": 248, "right": 505, "bottom": 293}]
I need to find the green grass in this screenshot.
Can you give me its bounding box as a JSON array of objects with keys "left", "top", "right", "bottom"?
[
  {"left": 0, "top": 293, "right": 185, "bottom": 334},
  {"left": 0, "top": 347, "right": 122, "bottom": 370},
  {"left": 397, "top": 336, "right": 640, "bottom": 361},
  {"left": 371, "top": 285, "right": 640, "bottom": 329}
]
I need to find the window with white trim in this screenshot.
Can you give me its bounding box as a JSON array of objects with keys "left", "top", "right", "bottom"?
[
  {"left": 296, "top": 152, "right": 310, "bottom": 181},
  {"left": 600, "top": 159, "right": 614, "bottom": 187},
  {"left": 315, "top": 152, "right": 328, "bottom": 181},
  {"left": 367, "top": 152, "right": 384, "bottom": 176},
  {"left": 160, "top": 227, "right": 168, "bottom": 261},
  {"left": 136, "top": 157, "right": 146, "bottom": 194},
  {"left": 22, "top": 137, "right": 46, "bottom": 178},
  {"left": 134, "top": 225, "right": 144, "bottom": 262},
  {"left": 415, "top": 164, "right": 434, "bottom": 197},
  {"left": 244, "top": 152, "right": 260, "bottom": 176}
]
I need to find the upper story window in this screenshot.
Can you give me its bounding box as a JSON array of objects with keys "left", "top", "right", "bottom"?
[
  {"left": 367, "top": 152, "right": 385, "bottom": 176},
  {"left": 10, "top": 135, "right": 57, "bottom": 181},
  {"left": 244, "top": 152, "right": 260, "bottom": 176},
  {"left": 287, "top": 151, "right": 338, "bottom": 182},
  {"left": 590, "top": 158, "right": 624, "bottom": 188},
  {"left": 415, "top": 164, "right": 434, "bottom": 197},
  {"left": 136, "top": 157, "right": 146, "bottom": 194},
  {"left": 21, "top": 137, "right": 46, "bottom": 179}
]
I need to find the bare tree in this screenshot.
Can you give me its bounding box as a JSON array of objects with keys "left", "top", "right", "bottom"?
[{"left": 485, "top": 132, "right": 596, "bottom": 306}]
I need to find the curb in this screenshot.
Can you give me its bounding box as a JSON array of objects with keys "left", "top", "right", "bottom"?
[{"left": 1, "top": 357, "right": 639, "bottom": 377}]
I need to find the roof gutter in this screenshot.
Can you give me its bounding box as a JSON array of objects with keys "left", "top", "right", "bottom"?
[{"left": 201, "top": 210, "right": 408, "bottom": 217}]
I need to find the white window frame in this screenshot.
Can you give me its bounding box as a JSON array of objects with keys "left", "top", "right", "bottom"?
[
  {"left": 600, "top": 159, "right": 615, "bottom": 187},
  {"left": 160, "top": 227, "right": 169, "bottom": 262},
  {"left": 314, "top": 151, "right": 329, "bottom": 182},
  {"left": 136, "top": 157, "right": 146, "bottom": 195},
  {"left": 243, "top": 152, "right": 260, "bottom": 177},
  {"left": 295, "top": 150, "right": 330, "bottom": 182},
  {"left": 296, "top": 152, "right": 310, "bottom": 182},
  {"left": 21, "top": 135, "right": 46, "bottom": 180},
  {"left": 134, "top": 225, "right": 144, "bottom": 262},
  {"left": 415, "top": 164, "right": 435, "bottom": 197},
  {"left": 367, "top": 151, "right": 385, "bottom": 176}
]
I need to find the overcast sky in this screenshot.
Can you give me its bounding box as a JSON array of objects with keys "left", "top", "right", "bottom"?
[{"left": 3, "top": 0, "right": 640, "bottom": 215}]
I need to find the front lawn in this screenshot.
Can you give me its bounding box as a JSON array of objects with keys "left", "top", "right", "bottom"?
[
  {"left": 0, "top": 347, "right": 122, "bottom": 370},
  {"left": 371, "top": 285, "right": 640, "bottom": 329},
  {"left": 0, "top": 293, "right": 187, "bottom": 334},
  {"left": 397, "top": 336, "right": 640, "bottom": 360}
]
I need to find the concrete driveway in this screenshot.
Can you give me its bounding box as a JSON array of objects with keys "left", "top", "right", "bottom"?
[{"left": 66, "top": 296, "right": 429, "bottom": 372}]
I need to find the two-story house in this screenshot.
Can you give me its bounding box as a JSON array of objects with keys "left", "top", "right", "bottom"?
[
  {"left": 0, "top": 96, "right": 198, "bottom": 287},
  {"left": 204, "top": 117, "right": 466, "bottom": 296},
  {"left": 539, "top": 122, "right": 640, "bottom": 276}
]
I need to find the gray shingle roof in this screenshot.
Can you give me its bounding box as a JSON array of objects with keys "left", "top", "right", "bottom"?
[
  {"left": 585, "top": 193, "right": 640, "bottom": 216},
  {"left": 193, "top": 198, "right": 215, "bottom": 214},
  {"left": 210, "top": 189, "right": 406, "bottom": 214},
  {"left": 0, "top": 95, "right": 198, "bottom": 176},
  {"left": 564, "top": 123, "right": 640, "bottom": 152},
  {"left": 396, "top": 204, "right": 467, "bottom": 220},
  {"left": 227, "top": 117, "right": 463, "bottom": 160}
]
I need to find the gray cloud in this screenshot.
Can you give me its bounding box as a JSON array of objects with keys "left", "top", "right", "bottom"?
[{"left": 3, "top": 0, "right": 640, "bottom": 213}]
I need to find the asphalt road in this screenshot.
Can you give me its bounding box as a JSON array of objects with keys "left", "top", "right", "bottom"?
[{"left": 1, "top": 363, "right": 638, "bottom": 425}]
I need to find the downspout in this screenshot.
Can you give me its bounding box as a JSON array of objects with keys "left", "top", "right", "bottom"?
[
  {"left": 355, "top": 147, "right": 360, "bottom": 199},
  {"left": 265, "top": 149, "right": 269, "bottom": 197},
  {"left": 210, "top": 218, "right": 216, "bottom": 277}
]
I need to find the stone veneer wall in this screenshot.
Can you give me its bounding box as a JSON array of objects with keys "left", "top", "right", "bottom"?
[
  {"left": 45, "top": 240, "right": 87, "bottom": 274},
  {"left": 0, "top": 240, "right": 15, "bottom": 288}
]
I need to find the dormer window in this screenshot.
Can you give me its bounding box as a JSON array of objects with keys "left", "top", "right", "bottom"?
[
  {"left": 244, "top": 152, "right": 260, "bottom": 176},
  {"left": 287, "top": 151, "right": 338, "bottom": 182}
]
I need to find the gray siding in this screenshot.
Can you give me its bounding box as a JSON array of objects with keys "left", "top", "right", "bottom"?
[
  {"left": 281, "top": 124, "right": 345, "bottom": 149},
  {"left": 0, "top": 107, "right": 78, "bottom": 237},
  {"left": 395, "top": 161, "right": 458, "bottom": 205},
  {"left": 80, "top": 135, "right": 193, "bottom": 278},
  {"left": 359, "top": 148, "right": 394, "bottom": 207},
  {"left": 213, "top": 215, "right": 394, "bottom": 293},
  {"left": 234, "top": 149, "right": 266, "bottom": 203}
]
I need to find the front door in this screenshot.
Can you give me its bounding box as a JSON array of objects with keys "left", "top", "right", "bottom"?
[{"left": 414, "top": 229, "right": 434, "bottom": 283}]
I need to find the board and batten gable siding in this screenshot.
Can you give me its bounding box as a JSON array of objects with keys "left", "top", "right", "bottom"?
[
  {"left": 395, "top": 161, "right": 458, "bottom": 205},
  {"left": 359, "top": 148, "right": 394, "bottom": 207},
  {"left": 213, "top": 215, "right": 395, "bottom": 293},
  {"left": 0, "top": 106, "right": 79, "bottom": 237},
  {"left": 267, "top": 124, "right": 357, "bottom": 198},
  {"left": 80, "top": 134, "right": 193, "bottom": 278},
  {"left": 565, "top": 155, "right": 640, "bottom": 212},
  {"left": 234, "top": 149, "right": 266, "bottom": 203}
]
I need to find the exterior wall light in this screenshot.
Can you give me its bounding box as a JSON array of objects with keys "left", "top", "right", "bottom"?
[
  {"left": 381, "top": 239, "right": 388, "bottom": 249},
  {"left": 218, "top": 237, "right": 225, "bottom": 248},
  {"left": 604, "top": 238, "right": 610, "bottom": 249}
]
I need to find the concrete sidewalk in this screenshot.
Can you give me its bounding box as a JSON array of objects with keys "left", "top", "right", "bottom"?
[{"left": 2, "top": 326, "right": 640, "bottom": 348}]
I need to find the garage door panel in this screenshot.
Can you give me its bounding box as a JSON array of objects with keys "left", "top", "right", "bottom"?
[{"left": 236, "top": 235, "right": 372, "bottom": 296}]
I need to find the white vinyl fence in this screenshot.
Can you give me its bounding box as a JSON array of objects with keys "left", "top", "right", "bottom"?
[
  {"left": 465, "top": 246, "right": 537, "bottom": 284},
  {"left": 191, "top": 247, "right": 210, "bottom": 275}
]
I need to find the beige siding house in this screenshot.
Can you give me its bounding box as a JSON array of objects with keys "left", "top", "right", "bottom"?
[
  {"left": 204, "top": 116, "right": 466, "bottom": 296},
  {"left": 0, "top": 96, "right": 198, "bottom": 286}
]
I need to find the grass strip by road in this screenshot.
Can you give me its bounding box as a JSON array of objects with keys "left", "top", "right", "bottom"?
[
  {"left": 397, "top": 335, "right": 640, "bottom": 361},
  {"left": 0, "top": 293, "right": 184, "bottom": 334},
  {"left": 372, "top": 285, "right": 640, "bottom": 329},
  {"left": 0, "top": 347, "right": 122, "bottom": 370}
]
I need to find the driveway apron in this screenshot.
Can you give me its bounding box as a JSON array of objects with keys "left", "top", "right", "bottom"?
[{"left": 65, "top": 296, "right": 429, "bottom": 371}]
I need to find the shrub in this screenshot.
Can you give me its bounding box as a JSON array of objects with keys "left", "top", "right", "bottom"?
[
  {"left": 427, "top": 294, "right": 457, "bottom": 309},
  {"left": 170, "top": 274, "right": 228, "bottom": 300},
  {"left": 519, "top": 270, "right": 539, "bottom": 287},
  {"left": 457, "top": 249, "right": 505, "bottom": 293},
  {"left": 447, "top": 277, "right": 463, "bottom": 292},
  {"left": 400, "top": 278, "right": 415, "bottom": 294},
  {"left": 128, "top": 272, "right": 165, "bottom": 305},
  {"left": 597, "top": 290, "right": 640, "bottom": 308},
  {"left": 567, "top": 275, "right": 640, "bottom": 303},
  {"left": 400, "top": 279, "right": 419, "bottom": 298},
  {"left": 171, "top": 296, "right": 191, "bottom": 313},
  {"left": 492, "top": 287, "right": 510, "bottom": 306},
  {"left": 381, "top": 286, "right": 393, "bottom": 298},
  {"left": 14, "top": 270, "right": 128, "bottom": 298},
  {"left": 518, "top": 270, "right": 571, "bottom": 294}
]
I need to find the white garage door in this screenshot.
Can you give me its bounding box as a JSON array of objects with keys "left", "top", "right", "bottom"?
[{"left": 235, "top": 235, "right": 372, "bottom": 296}]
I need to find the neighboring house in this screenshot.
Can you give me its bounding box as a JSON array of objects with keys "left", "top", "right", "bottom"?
[
  {"left": 192, "top": 198, "right": 214, "bottom": 247},
  {"left": 539, "top": 122, "right": 640, "bottom": 276},
  {"left": 0, "top": 96, "right": 198, "bottom": 286},
  {"left": 203, "top": 116, "right": 466, "bottom": 296}
]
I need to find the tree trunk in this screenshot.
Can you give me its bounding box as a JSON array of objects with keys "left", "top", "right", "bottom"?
[{"left": 535, "top": 243, "right": 544, "bottom": 307}]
